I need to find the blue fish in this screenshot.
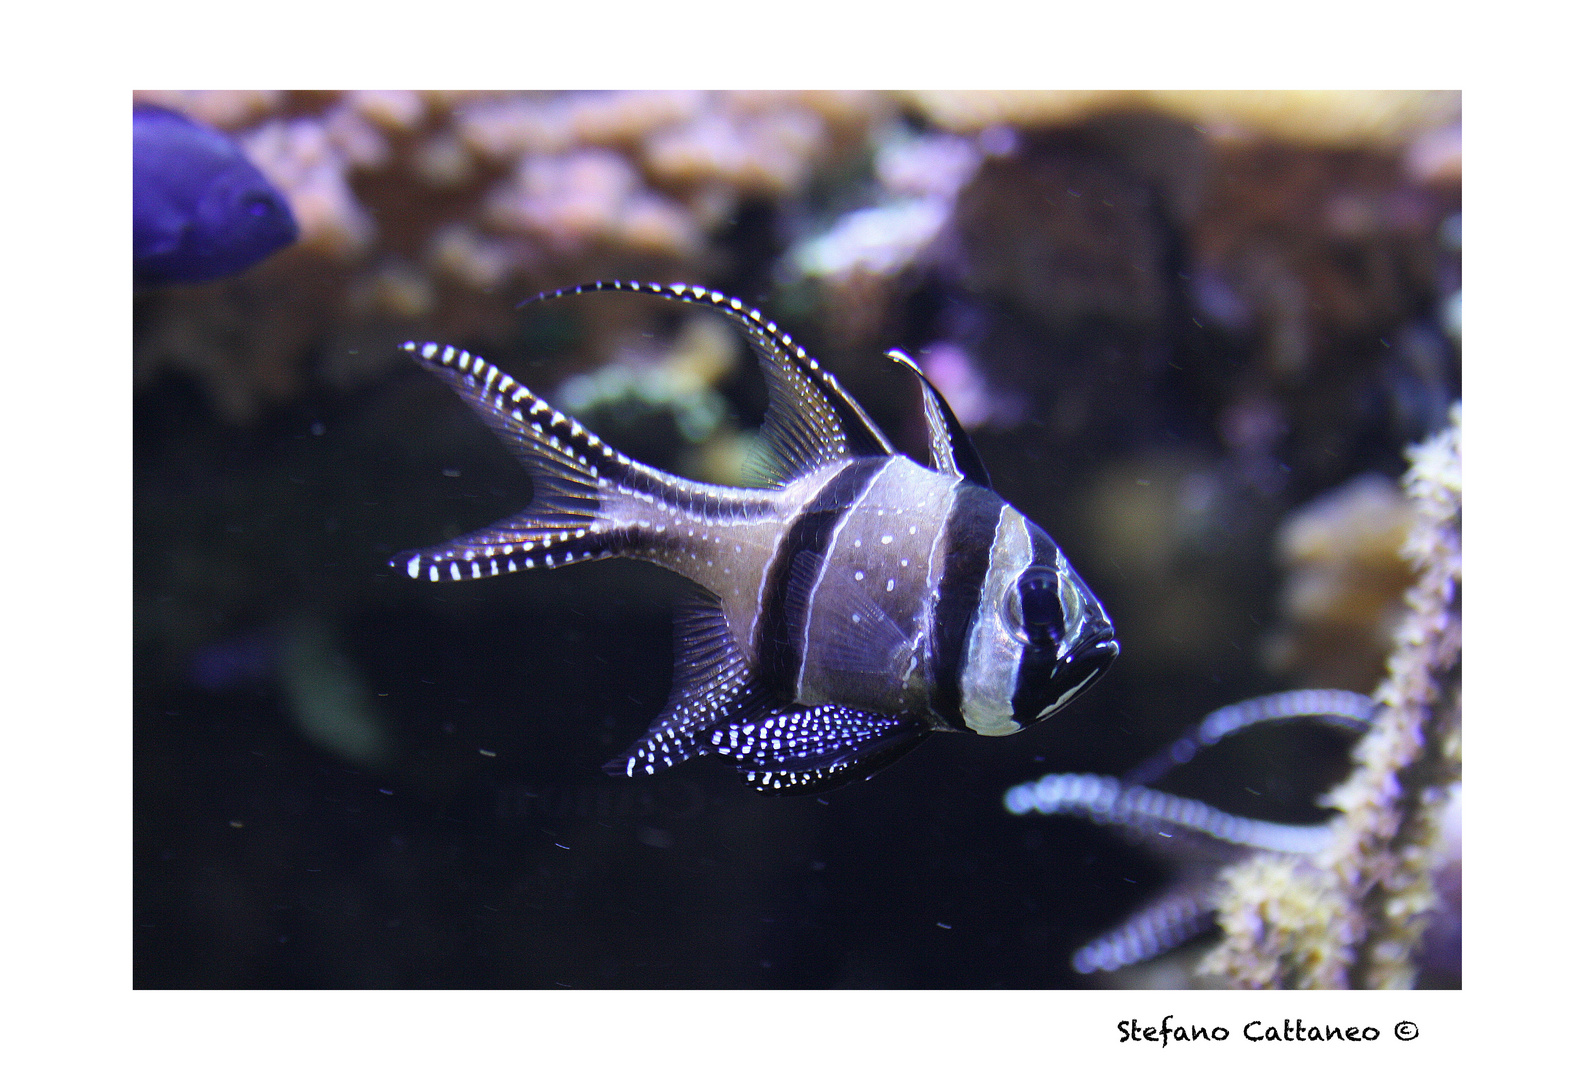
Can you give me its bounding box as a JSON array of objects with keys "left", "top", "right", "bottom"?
[
  {"left": 393, "top": 282, "right": 1119, "bottom": 794},
  {"left": 133, "top": 104, "right": 298, "bottom": 284}
]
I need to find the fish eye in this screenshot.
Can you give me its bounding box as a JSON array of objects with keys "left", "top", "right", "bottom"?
[
  {"left": 241, "top": 193, "right": 274, "bottom": 217},
  {"left": 1003, "top": 566, "right": 1076, "bottom": 651}
]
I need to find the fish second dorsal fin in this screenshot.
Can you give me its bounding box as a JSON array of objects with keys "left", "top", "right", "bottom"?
[
  {"left": 603, "top": 591, "right": 776, "bottom": 779},
  {"left": 519, "top": 281, "right": 894, "bottom": 485},
  {"left": 885, "top": 349, "right": 992, "bottom": 488}
]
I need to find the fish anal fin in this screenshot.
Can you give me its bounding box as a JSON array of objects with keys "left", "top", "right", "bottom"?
[
  {"left": 886, "top": 349, "right": 992, "bottom": 489},
  {"left": 604, "top": 593, "right": 774, "bottom": 778}
]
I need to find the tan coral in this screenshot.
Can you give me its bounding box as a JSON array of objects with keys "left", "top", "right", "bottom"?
[
  {"left": 902, "top": 90, "right": 1460, "bottom": 148},
  {"left": 134, "top": 89, "right": 287, "bottom": 129},
  {"left": 1203, "top": 404, "right": 1461, "bottom": 988},
  {"left": 239, "top": 117, "right": 375, "bottom": 260},
  {"left": 1265, "top": 473, "right": 1419, "bottom": 691}
]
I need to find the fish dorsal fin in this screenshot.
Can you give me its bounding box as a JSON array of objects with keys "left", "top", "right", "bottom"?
[
  {"left": 520, "top": 281, "right": 894, "bottom": 485},
  {"left": 885, "top": 349, "right": 992, "bottom": 488}
]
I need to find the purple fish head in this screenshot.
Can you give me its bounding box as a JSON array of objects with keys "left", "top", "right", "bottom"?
[
  {"left": 133, "top": 103, "right": 299, "bottom": 284},
  {"left": 188, "top": 157, "right": 298, "bottom": 278}
]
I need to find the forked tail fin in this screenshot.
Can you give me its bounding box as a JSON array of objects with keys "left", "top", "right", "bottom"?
[{"left": 391, "top": 339, "right": 657, "bottom": 583}]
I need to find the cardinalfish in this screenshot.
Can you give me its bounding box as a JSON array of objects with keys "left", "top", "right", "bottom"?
[{"left": 392, "top": 281, "right": 1118, "bottom": 795}]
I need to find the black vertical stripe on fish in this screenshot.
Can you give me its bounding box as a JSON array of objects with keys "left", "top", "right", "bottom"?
[
  {"left": 1009, "top": 522, "right": 1120, "bottom": 725},
  {"left": 392, "top": 281, "right": 1117, "bottom": 796},
  {"left": 756, "top": 456, "right": 890, "bottom": 697},
  {"left": 928, "top": 484, "right": 1008, "bottom": 725}
]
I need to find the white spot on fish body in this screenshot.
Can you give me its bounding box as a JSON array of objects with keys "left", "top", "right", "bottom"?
[{"left": 406, "top": 555, "right": 421, "bottom": 579}]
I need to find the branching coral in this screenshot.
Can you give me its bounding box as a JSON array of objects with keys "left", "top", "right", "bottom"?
[
  {"left": 1005, "top": 408, "right": 1460, "bottom": 986},
  {"left": 131, "top": 90, "right": 886, "bottom": 423},
  {"left": 1202, "top": 403, "right": 1461, "bottom": 988}
]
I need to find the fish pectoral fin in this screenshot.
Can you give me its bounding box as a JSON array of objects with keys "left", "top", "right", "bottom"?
[
  {"left": 789, "top": 550, "right": 916, "bottom": 674},
  {"left": 885, "top": 349, "right": 992, "bottom": 488},
  {"left": 723, "top": 705, "right": 931, "bottom": 796},
  {"left": 603, "top": 594, "right": 774, "bottom": 779}
]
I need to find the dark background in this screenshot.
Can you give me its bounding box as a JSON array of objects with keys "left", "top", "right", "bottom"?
[{"left": 134, "top": 90, "right": 1460, "bottom": 988}]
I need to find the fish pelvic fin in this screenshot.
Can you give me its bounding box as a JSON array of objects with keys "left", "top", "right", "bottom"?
[
  {"left": 601, "top": 591, "right": 931, "bottom": 797},
  {"left": 722, "top": 705, "right": 931, "bottom": 796},
  {"left": 392, "top": 339, "right": 678, "bottom": 583}
]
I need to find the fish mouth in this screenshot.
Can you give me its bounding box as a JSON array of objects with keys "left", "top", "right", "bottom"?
[
  {"left": 1062, "top": 619, "right": 1119, "bottom": 684},
  {"left": 1070, "top": 619, "right": 1118, "bottom": 661}
]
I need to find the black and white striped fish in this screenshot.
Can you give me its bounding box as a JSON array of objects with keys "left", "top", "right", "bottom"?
[{"left": 392, "top": 281, "right": 1118, "bottom": 795}]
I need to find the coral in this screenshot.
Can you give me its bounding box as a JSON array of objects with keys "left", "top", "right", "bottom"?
[
  {"left": 133, "top": 90, "right": 1460, "bottom": 441},
  {"left": 1263, "top": 473, "right": 1419, "bottom": 691},
  {"left": 1202, "top": 404, "right": 1461, "bottom": 988},
  {"left": 132, "top": 90, "right": 886, "bottom": 423},
  {"left": 900, "top": 91, "right": 1460, "bottom": 148},
  {"left": 786, "top": 128, "right": 990, "bottom": 284},
  {"left": 1005, "top": 408, "right": 1461, "bottom": 987},
  {"left": 1184, "top": 137, "right": 1459, "bottom": 492}
]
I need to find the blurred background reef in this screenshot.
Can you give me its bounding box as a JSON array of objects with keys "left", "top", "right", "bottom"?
[{"left": 133, "top": 89, "right": 1460, "bottom": 988}]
